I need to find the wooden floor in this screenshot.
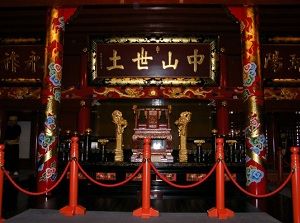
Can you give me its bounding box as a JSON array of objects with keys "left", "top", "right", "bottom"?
[{"left": 1, "top": 170, "right": 293, "bottom": 223}]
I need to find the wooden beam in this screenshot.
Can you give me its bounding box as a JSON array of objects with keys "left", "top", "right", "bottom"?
[{"left": 0, "top": 0, "right": 299, "bottom": 7}]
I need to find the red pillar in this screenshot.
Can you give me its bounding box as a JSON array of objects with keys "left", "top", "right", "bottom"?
[
  {"left": 216, "top": 101, "right": 229, "bottom": 136},
  {"left": 219, "top": 50, "right": 228, "bottom": 88},
  {"left": 77, "top": 52, "right": 90, "bottom": 135},
  {"left": 78, "top": 101, "right": 90, "bottom": 135},
  {"left": 37, "top": 7, "right": 77, "bottom": 192},
  {"left": 227, "top": 6, "right": 267, "bottom": 199},
  {"left": 80, "top": 53, "right": 88, "bottom": 88},
  {"left": 277, "top": 148, "right": 283, "bottom": 185}
]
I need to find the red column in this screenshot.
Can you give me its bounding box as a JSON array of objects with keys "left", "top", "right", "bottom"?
[
  {"left": 277, "top": 148, "right": 283, "bottom": 185},
  {"left": 219, "top": 50, "right": 228, "bottom": 88},
  {"left": 227, "top": 6, "right": 267, "bottom": 198},
  {"left": 37, "top": 7, "right": 77, "bottom": 193},
  {"left": 80, "top": 53, "right": 88, "bottom": 88},
  {"left": 78, "top": 101, "right": 90, "bottom": 135},
  {"left": 216, "top": 101, "right": 229, "bottom": 136},
  {"left": 77, "top": 52, "right": 90, "bottom": 135}
]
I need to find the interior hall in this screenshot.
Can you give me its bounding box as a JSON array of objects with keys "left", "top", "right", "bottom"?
[{"left": 0, "top": 1, "right": 299, "bottom": 223}]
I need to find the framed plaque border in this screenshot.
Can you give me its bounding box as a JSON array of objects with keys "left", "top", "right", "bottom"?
[
  {"left": 262, "top": 36, "right": 300, "bottom": 87},
  {"left": 88, "top": 35, "right": 219, "bottom": 87},
  {"left": 0, "top": 37, "right": 44, "bottom": 86}
]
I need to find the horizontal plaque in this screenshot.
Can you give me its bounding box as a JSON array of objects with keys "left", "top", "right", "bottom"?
[
  {"left": 89, "top": 36, "right": 219, "bottom": 86},
  {"left": 0, "top": 38, "right": 44, "bottom": 86},
  {"left": 261, "top": 37, "right": 300, "bottom": 87}
]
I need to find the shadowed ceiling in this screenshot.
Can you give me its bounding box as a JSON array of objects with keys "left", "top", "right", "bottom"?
[{"left": 0, "top": 5, "right": 299, "bottom": 39}]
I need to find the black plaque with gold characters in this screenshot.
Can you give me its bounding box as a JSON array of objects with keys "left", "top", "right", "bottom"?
[
  {"left": 88, "top": 35, "right": 219, "bottom": 86},
  {"left": 0, "top": 37, "right": 44, "bottom": 86}
]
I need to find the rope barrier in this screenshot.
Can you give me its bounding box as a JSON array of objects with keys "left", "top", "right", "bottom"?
[
  {"left": 76, "top": 161, "right": 144, "bottom": 187},
  {"left": 150, "top": 161, "right": 218, "bottom": 189},
  {"left": 1, "top": 161, "right": 71, "bottom": 196},
  {"left": 222, "top": 160, "right": 293, "bottom": 198},
  {"left": 0, "top": 137, "right": 297, "bottom": 220}
]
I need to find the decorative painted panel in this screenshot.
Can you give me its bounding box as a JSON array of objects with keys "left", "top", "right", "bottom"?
[
  {"left": 126, "top": 172, "right": 142, "bottom": 181},
  {"left": 96, "top": 172, "right": 116, "bottom": 180},
  {"left": 186, "top": 173, "right": 206, "bottom": 181},
  {"left": 67, "top": 171, "right": 86, "bottom": 180},
  {"left": 155, "top": 173, "right": 176, "bottom": 181}
]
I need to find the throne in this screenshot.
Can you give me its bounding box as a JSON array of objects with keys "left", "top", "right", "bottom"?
[{"left": 131, "top": 105, "right": 173, "bottom": 162}]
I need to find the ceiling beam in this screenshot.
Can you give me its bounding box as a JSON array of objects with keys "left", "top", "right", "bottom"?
[{"left": 0, "top": 0, "right": 299, "bottom": 7}]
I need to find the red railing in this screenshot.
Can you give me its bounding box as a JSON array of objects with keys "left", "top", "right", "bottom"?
[{"left": 0, "top": 137, "right": 298, "bottom": 222}]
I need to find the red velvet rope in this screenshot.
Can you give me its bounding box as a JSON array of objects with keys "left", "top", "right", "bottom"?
[
  {"left": 2, "top": 161, "right": 71, "bottom": 196},
  {"left": 4, "top": 156, "right": 292, "bottom": 199},
  {"left": 76, "top": 161, "right": 143, "bottom": 187},
  {"left": 150, "top": 161, "right": 218, "bottom": 189},
  {"left": 222, "top": 160, "right": 293, "bottom": 198}
]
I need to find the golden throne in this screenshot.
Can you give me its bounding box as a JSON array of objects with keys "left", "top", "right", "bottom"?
[{"left": 131, "top": 105, "right": 173, "bottom": 162}]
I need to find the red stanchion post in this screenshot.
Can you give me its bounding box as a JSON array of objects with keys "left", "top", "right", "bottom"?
[
  {"left": 291, "top": 146, "right": 300, "bottom": 223},
  {"left": 133, "top": 138, "right": 159, "bottom": 218},
  {"left": 0, "top": 145, "right": 5, "bottom": 222},
  {"left": 208, "top": 138, "right": 234, "bottom": 219},
  {"left": 60, "top": 136, "right": 86, "bottom": 216}
]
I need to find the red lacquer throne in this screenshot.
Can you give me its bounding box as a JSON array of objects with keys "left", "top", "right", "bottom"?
[{"left": 131, "top": 105, "right": 173, "bottom": 162}]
